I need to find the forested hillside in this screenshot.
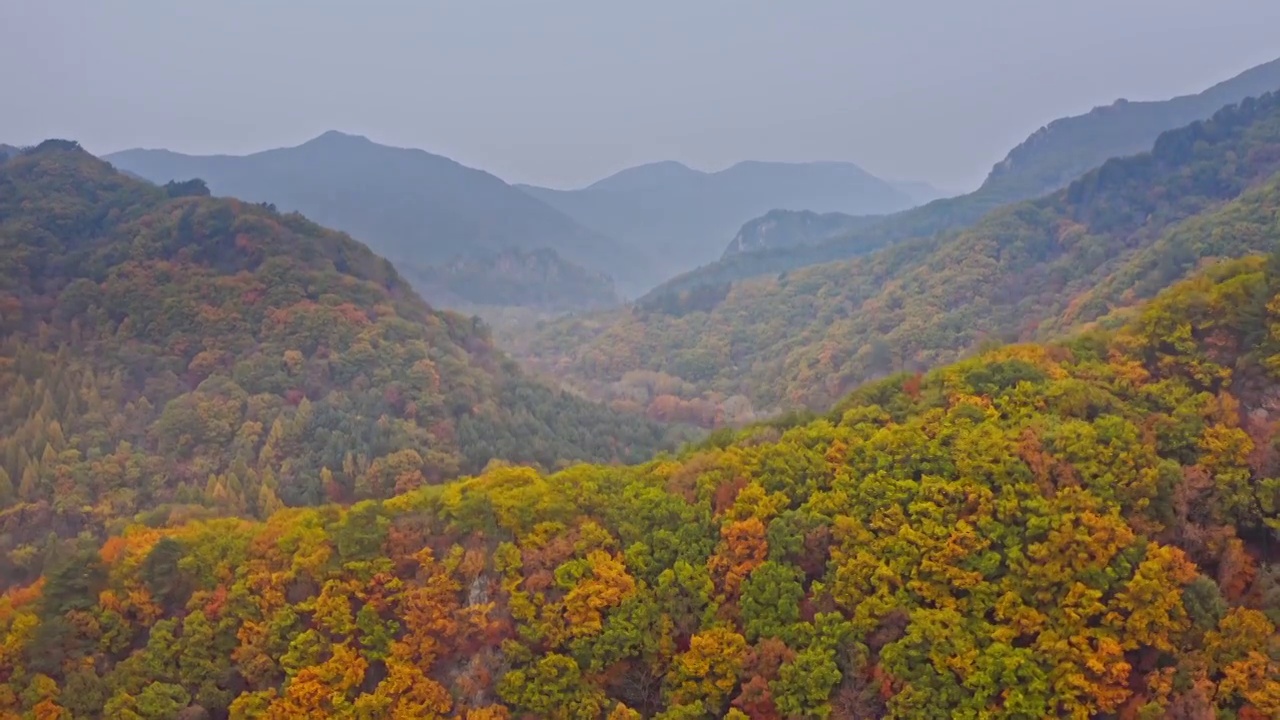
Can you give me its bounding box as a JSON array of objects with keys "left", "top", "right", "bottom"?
[
  {"left": 661, "top": 56, "right": 1280, "bottom": 299},
  {"left": 0, "top": 142, "right": 682, "bottom": 587},
  {"left": 106, "top": 132, "right": 641, "bottom": 307},
  {"left": 514, "top": 92, "right": 1280, "bottom": 422},
  {"left": 3, "top": 255, "right": 1279, "bottom": 718}
]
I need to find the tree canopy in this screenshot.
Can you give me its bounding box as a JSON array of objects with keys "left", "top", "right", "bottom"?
[
  {"left": 3, "top": 254, "right": 1279, "bottom": 718},
  {"left": 0, "top": 144, "right": 685, "bottom": 587}
]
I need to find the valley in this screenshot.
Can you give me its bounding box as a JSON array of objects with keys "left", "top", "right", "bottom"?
[{"left": 508, "top": 88, "right": 1280, "bottom": 427}]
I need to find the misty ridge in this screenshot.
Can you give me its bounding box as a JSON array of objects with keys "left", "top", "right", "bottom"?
[
  {"left": 652, "top": 55, "right": 1280, "bottom": 300},
  {"left": 517, "top": 159, "right": 940, "bottom": 284},
  {"left": 106, "top": 136, "right": 938, "bottom": 307},
  {"left": 97, "top": 56, "right": 1280, "bottom": 319},
  {"left": 4, "top": 4, "right": 1280, "bottom": 718}
]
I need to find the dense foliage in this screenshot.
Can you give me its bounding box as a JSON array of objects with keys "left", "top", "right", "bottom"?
[
  {"left": 105, "top": 132, "right": 646, "bottom": 309},
  {"left": 513, "top": 92, "right": 1280, "bottom": 423},
  {"left": 0, "top": 143, "right": 683, "bottom": 586},
  {"left": 652, "top": 57, "right": 1280, "bottom": 301},
  {"left": 4, "top": 256, "right": 1280, "bottom": 718}
]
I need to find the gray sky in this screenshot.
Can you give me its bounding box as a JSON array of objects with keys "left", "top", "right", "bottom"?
[{"left": 3, "top": 1, "right": 1278, "bottom": 191}]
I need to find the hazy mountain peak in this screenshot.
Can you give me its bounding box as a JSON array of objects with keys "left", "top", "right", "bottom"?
[
  {"left": 106, "top": 134, "right": 649, "bottom": 305},
  {"left": 725, "top": 159, "right": 850, "bottom": 171},
  {"left": 634, "top": 159, "right": 695, "bottom": 172},
  {"left": 303, "top": 129, "right": 375, "bottom": 147},
  {"left": 720, "top": 160, "right": 887, "bottom": 186},
  {"left": 521, "top": 156, "right": 916, "bottom": 286},
  {"left": 585, "top": 160, "right": 700, "bottom": 192}
]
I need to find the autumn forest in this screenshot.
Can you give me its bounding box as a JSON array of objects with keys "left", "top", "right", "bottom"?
[{"left": 3, "top": 37, "right": 1280, "bottom": 720}]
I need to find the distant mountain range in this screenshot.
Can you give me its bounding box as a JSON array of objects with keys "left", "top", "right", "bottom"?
[
  {"left": 102, "top": 56, "right": 1280, "bottom": 313},
  {"left": 518, "top": 159, "right": 931, "bottom": 288},
  {"left": 105, "top": 132, "right": 639, "bottom": 308},
  {"left": 108, "top": 133, "right": 941, "bottom": 305},
  {"left": 104, "top": 133, "right": 936, "bottom": 303},
  {"left": 0, "top": 144, "right": 20, "bottom": 161},
  {"left": 664, "top": 56, "right": 1280, "bottom": 295}
]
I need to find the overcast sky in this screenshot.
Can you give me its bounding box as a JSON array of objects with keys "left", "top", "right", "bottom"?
[{"left": 3, "top": 1, "right": 1279, "bottom": 191}]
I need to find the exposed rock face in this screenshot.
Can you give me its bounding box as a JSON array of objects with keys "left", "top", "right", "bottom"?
[{"left": 723, "top": 209, "right": 879, "bottom": 257}]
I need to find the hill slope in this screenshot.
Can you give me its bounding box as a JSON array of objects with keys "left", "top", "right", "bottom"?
[
  {"left": 520, "top": 159, "right": 917, "bottom": 288},
  {"left": 670, "top": 56, "right": 1280, "bottom": 296},
  {"left": 3, "top": 256, "right": 1278, "bottom": 718},
  {"left": 105, "top": 132, "right": 635, "bottom": 307},
  {"left": 0, "top": 142, "right": 682, "bottom": 586},
  {"left": 514, "top": 91, "right": 1280, "bottom": 420}
]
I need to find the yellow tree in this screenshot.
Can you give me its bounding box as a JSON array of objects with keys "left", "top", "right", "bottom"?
[
  {"left": 1105, "top": 543, "right": 1197, "bottom": 652},
  {"left": 708, "top": 517, "right": 768, "bottom": 599},
  {"left": 667, "top": 627, "right": 748, "bottom": 711},
  {"left": 265, "top": 643, "right": 367, "bottom": 718},
  {"left": 563, "top": 550, "right": 636, "bottom": 639}
]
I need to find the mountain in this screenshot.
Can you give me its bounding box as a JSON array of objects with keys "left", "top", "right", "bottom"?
[
  {"left": 397, "top": 247, "right": 619, "bottom": 313},
  {"left": 0, "top": 141, "right": 687, "bottom": 586},
  {"left": 666, "top": 56, "right": 1280, "bottom": 297},
  {"left": 717, "top": 180, "right": 950, "bottom": 259},
  {"left": 0, "top": 144, "right": 20, "bottom": 161},
  {"left": 519, "top": 159, "right": 918, "bottom": 288},
  {"left": 104, "top": 132, "right": 638, "bottom": 307},
  {"left": 983, "top": 55, "right": 1280, "bottom": 199},
  {"left": 722, "top": 209, "right": 881, "bottom": 258},
  {"left": 889, "top": 177, "right": 947, "bottom": 205},
  {"left": 511, "top": 91, "right": 1280, "bottom": 422},
  {"left": 4, "top": 254, "right": 1278, "bottom": 718}
]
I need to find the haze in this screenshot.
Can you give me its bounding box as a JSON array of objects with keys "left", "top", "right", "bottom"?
[{"left": 3, "top": 0, "right": 1278, "bottom": 191}]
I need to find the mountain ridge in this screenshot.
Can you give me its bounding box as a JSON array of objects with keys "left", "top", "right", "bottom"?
[
  {"left": 982, "top": 55, "right": 1280, "bottom": 197},
  {"left": 0, "top": 141, "right": 683, "bottom": 586},
  {"left": 520, "top": 157, "right": 918, "bottom": 288},
  {"left": 106, "top": 132, "right": 642, "bottom": 306},
  {"left": 662, "top": 55, "right": 1280, "bottom": 295}
]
